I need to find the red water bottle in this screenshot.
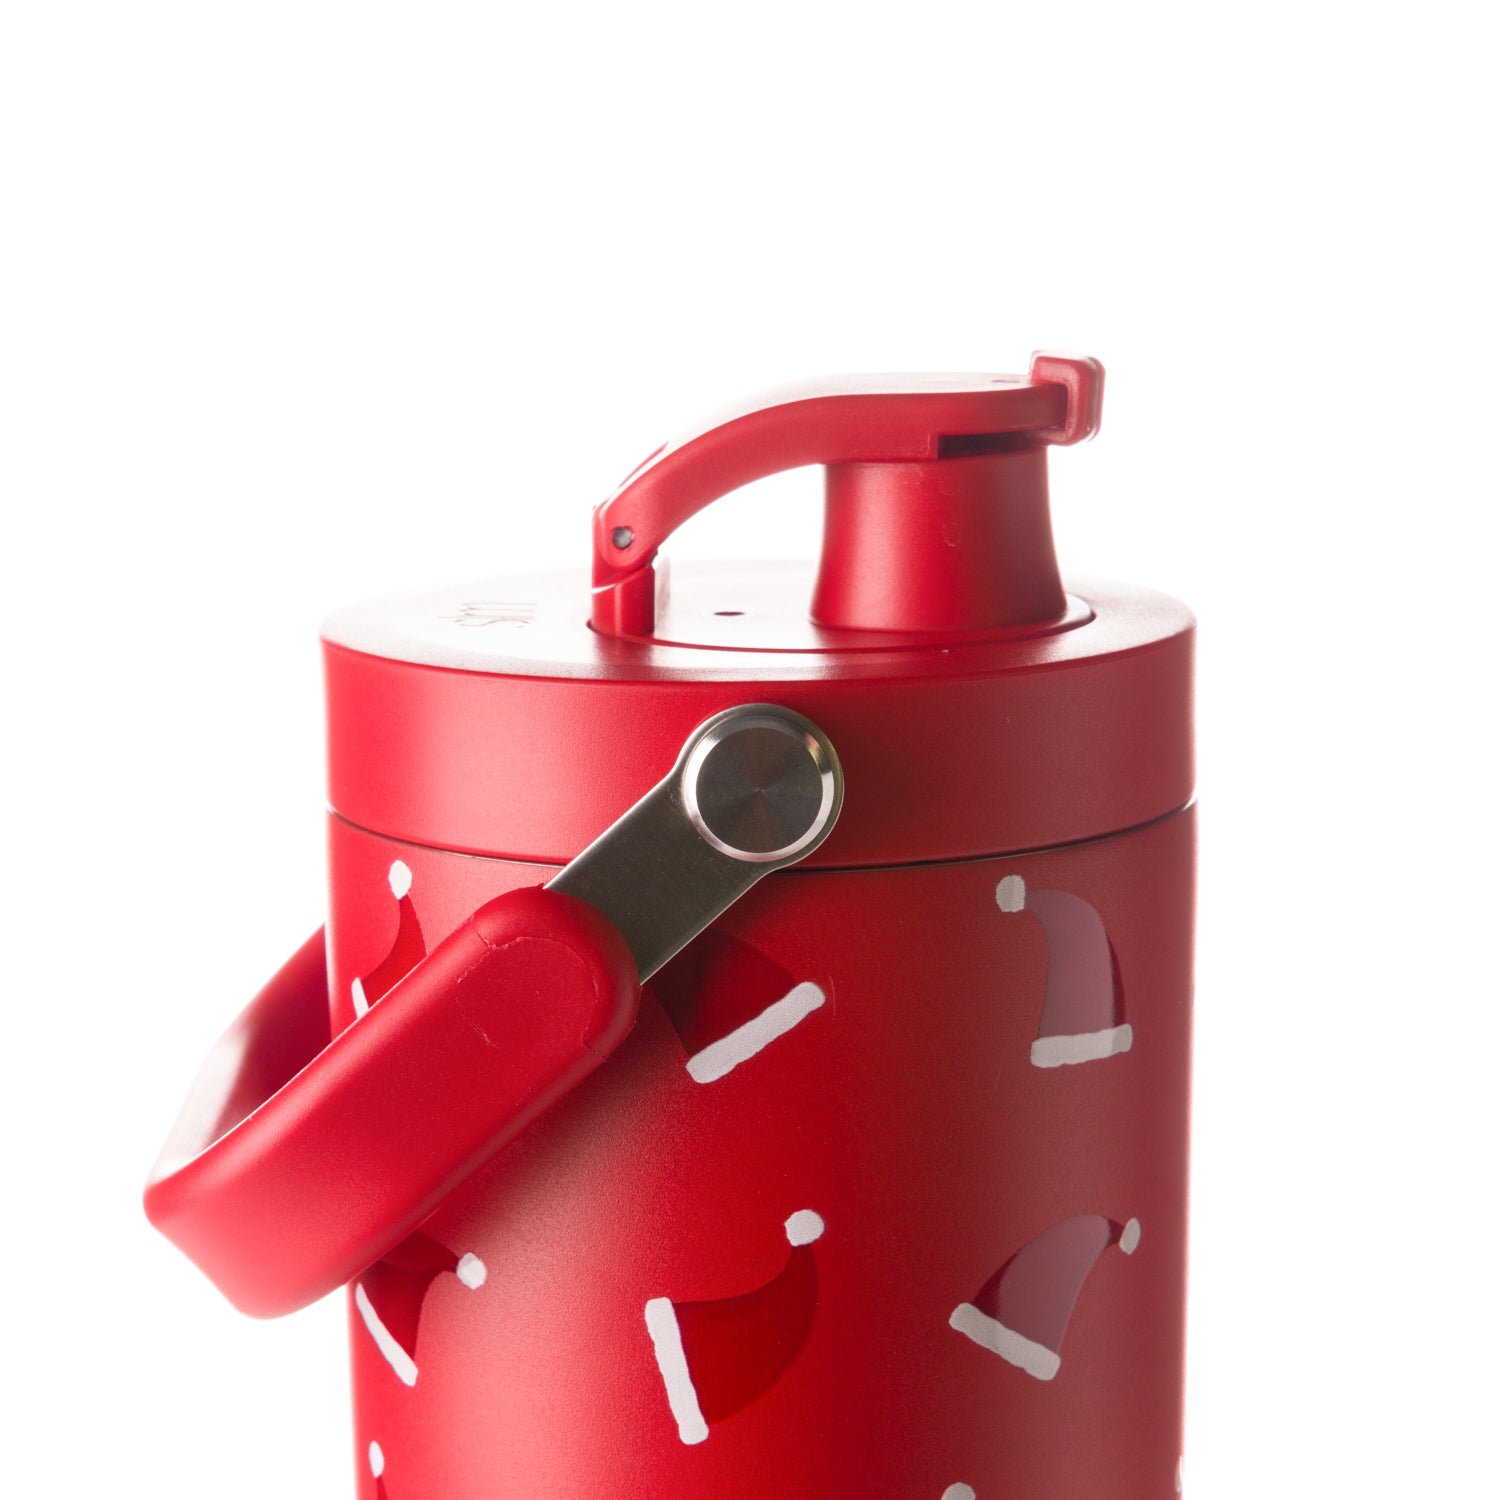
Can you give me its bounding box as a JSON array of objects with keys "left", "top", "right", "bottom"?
[{"left": 147, "top": 353, "right": 1195, "bottom": 1498}]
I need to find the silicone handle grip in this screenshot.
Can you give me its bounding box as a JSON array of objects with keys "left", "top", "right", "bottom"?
[
  {"left": 591, "top": 353, "right": 1102, "bottom": 637},
  {"left": 144, "top": 887, "right": 640, "bottom": 1318}
]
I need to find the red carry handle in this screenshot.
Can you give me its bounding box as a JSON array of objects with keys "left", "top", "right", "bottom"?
[
  {"left": 144, "top": 887, "right": 639, "bottom": 1318},
  {"left": 591, "top": 352, "right": 1103, "bottom": 638}
]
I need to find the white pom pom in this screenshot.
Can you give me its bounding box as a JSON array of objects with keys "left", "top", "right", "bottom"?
[
  {"left": 456, "top": 1252, "right": 487, "bottom": 1289},
  {"left": 995, "top": 875, "right": 1026, "bottom": 912},
  {"left": 784, "top": 1209, "right": 825, "bottom": 1246},
  {"left": 388, "top": 860, "right": 413, "bottom": 899},
  {"left": 942, "top": 1486, "right": 977, "bottom": 1500},
  {"left": 1119, "top": 1217, "right": 1141, "bottom": 1255},
  {"left": 368, "top": 1441, "right": 385, "bottom": 1478}
]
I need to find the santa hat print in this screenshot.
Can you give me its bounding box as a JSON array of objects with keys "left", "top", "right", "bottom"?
[
  {"left": 354, "top": 1231, "right": 487, "bottom": 1387},
  {"left": 352, "top": 860, "right": 427, "bottom": 1018},
  {"left": 994, "top": 875, "right": 1132, "bottom": 1067},
  {"left": 950, "top": 1214, "right": 1140, "bottom": 1380},
  {"left": 650, "top": 929, "right": 826, "bottom": 1084},
  {"left": 645, "top": 1209, "right": 825, "bottom": 1444},
  {"left": 367, "top": 1440, "right": 389, "bottom": 1500}
]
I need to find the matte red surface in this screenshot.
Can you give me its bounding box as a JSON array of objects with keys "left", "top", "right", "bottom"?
[
  {"left": 812, "top": 448, "right": 1067, "bottom": 632},
  {"left": 358, "top": 891, "right": 425, "bottom": 1006},
  {"left": 148, "top": 360, "right": 1196, "bottom": 1498},
  {"left": 972, "top": 1215, "right": 1122, "bottom": 1351},
  {"left": 591, "top": 354, "right": 1102, "bottom": 636},
  {"left": 144, "top": 886, "right": 639, "bottom": 1317},
  {"left": 333, "top": 806, "right": 1194, "bottom": 1499},
  {"left": 358, "top": 1232, "right": 471, "bottom": 1366},
  {"left": 677, "top": 1242, "right": 820, "bottom": 1425},
  {"left": 322, "top": 572, "right": 1192, "bottom": 869}
]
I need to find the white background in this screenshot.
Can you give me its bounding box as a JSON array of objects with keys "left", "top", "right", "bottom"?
[{"left": 3, "top": 2, "right": 1496, "bottom": 1496}]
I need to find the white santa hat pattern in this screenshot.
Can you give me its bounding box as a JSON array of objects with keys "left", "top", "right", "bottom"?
[
  {"left": 352, "top": 860, "right": 427, "bottom": 1018},
  {"left": 646, "top": 1210, "right": 825, "bottom": 1444},
  {"left": 995, "top": 875, "right": 1133, "bottom": 1067},
  {"left": 335, "top": 867, "right": 1146, "bottom": 1484},
  {"left": 950, "top": 1214, "right": 1140, "bottom": 1380},
  {"left": 367, "top": 1440, "right": 389, "bottom": 1500},
  {"left": 650, "top": 929, "right": 826, "bottom": 1084},
  {"left": 354, "top": 1231, "right": 486, "bottom": 1387}
]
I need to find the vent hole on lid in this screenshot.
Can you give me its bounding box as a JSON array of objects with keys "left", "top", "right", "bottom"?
[
  {"left": 715, "top": 610, "right": 745, "bottom": 616},
  {"left": 936, "top": 430, "right": 1041, "bottom": 457}
]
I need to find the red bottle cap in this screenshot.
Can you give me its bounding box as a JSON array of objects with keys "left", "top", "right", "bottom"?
[{"left": 322, "top": 353, "right": 1193, "bottom": 867}]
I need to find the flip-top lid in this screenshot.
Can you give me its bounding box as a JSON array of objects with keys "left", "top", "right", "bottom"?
[{"left": 322, "top": 356, "right": 1194, "bottom": 867}]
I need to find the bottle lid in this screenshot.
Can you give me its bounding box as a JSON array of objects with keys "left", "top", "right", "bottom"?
[{"left": 323, "top": 355, "right": 1193, "bottom": 867}]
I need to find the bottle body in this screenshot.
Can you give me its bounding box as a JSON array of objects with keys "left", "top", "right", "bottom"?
[
  {"left": 142, "top": 365, "right": 1199, "bottom": 1498},
  {"left": 330, "top": 802, "right": 1194, "bottom": 1498}
]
